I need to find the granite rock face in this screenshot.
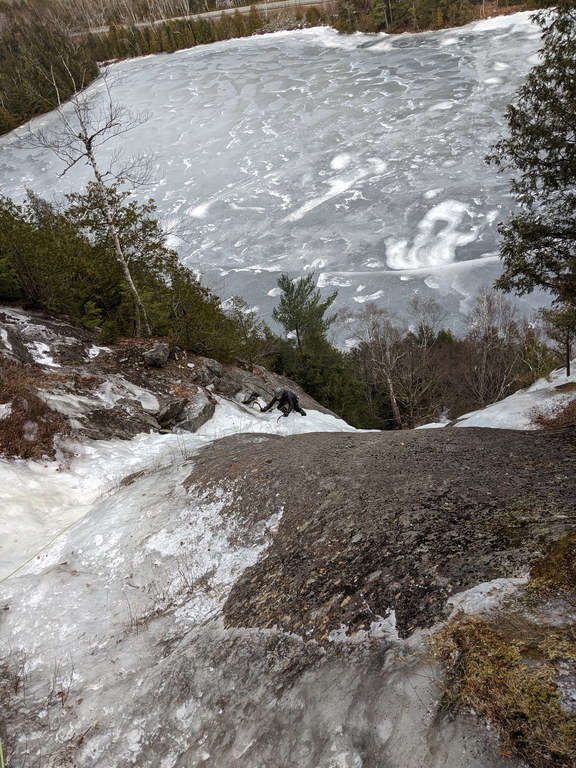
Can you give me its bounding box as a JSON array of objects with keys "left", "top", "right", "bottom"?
[
  {"left": 0, "top": 307, "right": 329, "bottom": 446},
  {"left": 188, "top": 429, "right": 576, "bottom": 640}
]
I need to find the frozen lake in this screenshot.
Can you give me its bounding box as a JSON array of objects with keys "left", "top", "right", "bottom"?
[{"left": 0, "top": 12, "right": 546, "bottom": 337}]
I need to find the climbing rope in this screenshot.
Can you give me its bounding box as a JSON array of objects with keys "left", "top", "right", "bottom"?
[{"left": 0, "top": 516, "right": 83, "bottom": 587}]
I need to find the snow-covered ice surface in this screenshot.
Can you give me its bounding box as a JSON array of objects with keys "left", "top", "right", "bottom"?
[{"left": 0, "top": 13, "right": 549, "bottom": 335}]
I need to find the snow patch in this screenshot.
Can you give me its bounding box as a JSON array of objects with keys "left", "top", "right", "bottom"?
[
  {"left": 187, "top": 201, "right": 213, "bottom": 218},
  {"left": 469, "top": 10, "right": 535, "bottom": 33},
  {"left": 417, "top": 361, "right": 576, "bottom": 431},
  {"left": 386, "top": 200, "right": 478, "bottom": 270},
  {"left": 428, "top": 101, "right": 454, "bottom": 112},
  {"left": 28, "top": 341, "right": 60, "bottom": 368},
  {"left": 454, "top": 363, "right": 576, "bottom": 430},
  {"left": 447, "top": 577, "right": 528, "bottom": 619},
  {"left": 284, "top": 172, "right": 368, "bottom": 222},
  {"left": 0, "top": 327, "right": 12, "bottom": 350},
  {"left": 96, "top": 376, "right": 160, "bottom": 411},
  {"left": 87, "top": 345, "right": 111, "bottom": 359},
  {"left": 329, "top": 612, "right": 399, "bottom": 644},
  {"left": 330, "top": 153, "right": 352, "bottom": 170},
  {"left": 353, "top": 291, "right": 384, "bottom": 303},
  {"left": 317, "top": 274, "right": 353, "bottom": 288}
]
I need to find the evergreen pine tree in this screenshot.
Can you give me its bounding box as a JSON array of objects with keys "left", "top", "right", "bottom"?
[
  {"left": 230, "top": 9, "right": 247, "bottom": 37},
  {"left": 247, "top": 5, "right": 263, "bottom": 34},
  {"left": 272, "top": 273, "right": 337, "bottom": 354},
  {"left": 487, "top": 2, "right": 576, "bottom": 304},
  {"left": 370, "top": 0, "right": 389, "bottom": 30},
  {"left": 539, "top": 303, "right": 576, "bottom": 376}
]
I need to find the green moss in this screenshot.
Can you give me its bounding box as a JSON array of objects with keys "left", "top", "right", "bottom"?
[
  {"left": 484, "top": 499, "right": 570, "bottom": 549},
  {"left": 540, "top": 626, "right": 576, "bottom": 662},
  {"left": 432, "top": 615, "right": 576, "bottom": 768},
  {"left": 528, "top": 533, "right": 576, "bottom": 595}
]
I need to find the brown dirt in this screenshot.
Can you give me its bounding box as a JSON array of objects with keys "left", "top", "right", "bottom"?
[{"left": 184, "top": 426, "right": 576, "bottom": 641}]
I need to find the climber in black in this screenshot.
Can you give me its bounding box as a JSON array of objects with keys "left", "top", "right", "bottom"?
[{"left": 262, "top": 387, "right": 306, "bottom": 417}]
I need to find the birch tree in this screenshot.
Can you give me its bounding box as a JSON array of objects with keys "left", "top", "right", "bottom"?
[
  {"left": 22, "top": 67, "right": 153, "bottom": 336},
  {"left": 349, "top": 303, "right": 406, "bottom": 429}
]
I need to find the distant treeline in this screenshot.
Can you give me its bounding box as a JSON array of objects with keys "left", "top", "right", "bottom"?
[{"left": 0, "top": 0, "right": 537, "bottom": 135}]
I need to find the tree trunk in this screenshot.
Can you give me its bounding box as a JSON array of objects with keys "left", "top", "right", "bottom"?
[
  {"left": 87, "top": 151, "right": 151, "bottom": 337},
  {"left": 385, "top": 373, "right": 404, "bottom": 429}
]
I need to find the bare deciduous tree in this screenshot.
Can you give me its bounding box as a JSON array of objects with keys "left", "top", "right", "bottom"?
[
  {"left": 463, "top": 285, "right": 521, "bottom": 406},
  {"left": 348, "top": 303, "right": 406, "bottom": 428},
  {"left": 21, "top": 66, "right": 153, "bottom": 336},
  {"left": 407, "top": 295, "right": 448, "bottom": 346}
]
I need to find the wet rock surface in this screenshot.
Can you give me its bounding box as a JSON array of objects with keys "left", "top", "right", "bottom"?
[{"left": 184, "top": 428, "right": 576, "bottom": 640}]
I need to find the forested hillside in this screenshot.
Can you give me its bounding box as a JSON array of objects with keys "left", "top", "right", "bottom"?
[
  {"left": 0, "top": 17, "right": 98, "bottom": 133},
  {"left": 0, "top": 189, "right": 567, "bottom": 431}
]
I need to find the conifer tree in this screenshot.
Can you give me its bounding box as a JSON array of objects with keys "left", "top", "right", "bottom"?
[
  {"left": 539, "top": 303, "right": 576, "bottom": 376},
  {"left": 335, "top": 0, "right": 360, "bottom": 33},
  {"left": 159, "top": 23, "right": 177, "bottom": 52},
  {"left": 271, "top": 273, "right": 370, "bottom": 424},
  {"left": 370, "top": 0, "right": 388, "bottom": 30},
  {"left": 219, "top": 11, "right": 232, "bottom": 39},
  {"left": 272, "top": 273, "right": 337, "bottom": 353},
  {"left": 0, "top": 18, "right": 98, "bottom": 134},
  {"left": 487, "top": 1, "right": 576, "bottom": 305},
  {"left": 246, "top": 5, "right": 263, "bottom": 34},
  {"left": 230, "top": 9, "right": 247, "bottom": 37}
]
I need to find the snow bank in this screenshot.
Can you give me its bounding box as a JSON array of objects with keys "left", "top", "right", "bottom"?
[
  {"left": 417, "top": 361, "right": 576, "bottom": 431},
  {"left": 455, "top": 363, "right": 576, "bottom": 430}
]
